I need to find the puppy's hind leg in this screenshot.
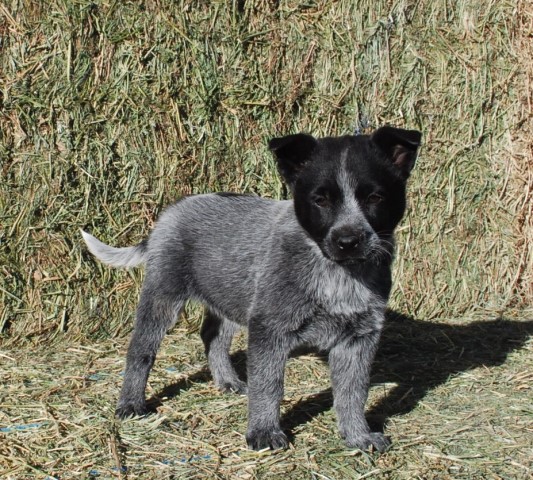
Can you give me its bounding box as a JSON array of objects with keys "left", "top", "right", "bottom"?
[
  {"left": 116, "top": 289, "right": 184, "bottom": 418},
  {"left": 200, "top": 310, "right": 247, "bottom": 394}
]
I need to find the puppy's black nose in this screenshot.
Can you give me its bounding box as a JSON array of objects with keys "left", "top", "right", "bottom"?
[{"left": 336, "top": 234, "right": 362, "bottom": 251}]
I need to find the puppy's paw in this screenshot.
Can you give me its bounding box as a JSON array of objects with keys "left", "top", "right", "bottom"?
[
  {"left": 345, "top": 432, "right": 391, "bottom": 453},
  {"left": 218, "top": 379, "right": 248, "bottom": 395},
  {"left": 115, "top": 402, "right": 149, "bottom": 419},
  {"left": 246, "top": 428, "right": 288, "bottom": 451}
]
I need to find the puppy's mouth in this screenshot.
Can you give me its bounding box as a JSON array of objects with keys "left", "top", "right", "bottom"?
[
  {"left": 320, "top": 245, "right": 370, "bottom": 266},
  {"left": 336, "top": 256, "right": 368, "bottom": 265},
  {"left": 318, "top": 236, "right": 392, "bottom": 267}
]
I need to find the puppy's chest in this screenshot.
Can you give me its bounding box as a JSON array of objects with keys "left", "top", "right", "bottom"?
[
  {"left": 282, "top": 267, "right": 382, "bottom": 349},
  {"left": 293, "top": 304, "right": 382, "bottom": 352},
  {"left": 307, "top": 264, "right": 383, "bottom": 316}
]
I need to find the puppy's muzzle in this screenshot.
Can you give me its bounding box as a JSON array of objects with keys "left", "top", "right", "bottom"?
[
  {"left": 328, "top": 228, "right": 373, "bottom": 262},
  {"left": 336, "top": 233, "right": 364, "bottom": 251}
]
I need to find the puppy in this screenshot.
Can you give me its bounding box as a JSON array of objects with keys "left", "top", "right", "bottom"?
[{"left": 81, "top": 126, "right": 421, "bottom": 451}]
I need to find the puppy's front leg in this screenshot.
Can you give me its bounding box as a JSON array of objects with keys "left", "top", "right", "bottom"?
[
  {"left": 245, "top": 322, "right": 289, "bottom": 450},
  {"left": 329, "top": 328, "right": 390, "bottom": 452}
]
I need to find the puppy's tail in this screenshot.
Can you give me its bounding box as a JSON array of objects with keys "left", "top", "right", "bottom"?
[{"left": 80, "top": 229, "right": 146, "bottom": 268}]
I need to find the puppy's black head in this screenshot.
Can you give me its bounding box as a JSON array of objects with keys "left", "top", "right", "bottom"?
[{"left": 269, "top": 126, "right": 421, "bottom": 265}]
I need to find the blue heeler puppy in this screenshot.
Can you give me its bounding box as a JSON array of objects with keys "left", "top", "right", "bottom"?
[{"left": 81, "top": 126, "right": 421, "bottom": 451}]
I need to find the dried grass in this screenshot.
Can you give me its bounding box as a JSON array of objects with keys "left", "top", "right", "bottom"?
[
  {"left": 1, "top": 0, "right": 532, "bottom": 478},
  {"left": 1, "top": 0, "right": 531, "bottom": 339},
  {"left": 1, "top": 317, "right": 532, "bottom": 478}
]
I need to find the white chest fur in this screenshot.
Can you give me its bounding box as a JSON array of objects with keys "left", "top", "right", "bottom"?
[{"left": 304, "top": 241, "right": 386, "bottom": 317}]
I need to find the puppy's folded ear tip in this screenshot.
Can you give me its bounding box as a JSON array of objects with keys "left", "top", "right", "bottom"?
[
  {"left": 267, "top": 133, "right": 316, "bottom": 152},
  {"left": 371, "top": 126, "right": 422, "bottom": 178},
  {"left": 268, "top": 137, "right": 284, "bottom": 152},
  {"left": 268, "top": 133, "right": 317, "bottom": 188},
  {"left": 406, "top": 129, "right": 422, "bottom": 146},
  {"left": 371, "top": 126, "right": 422, "bottom": 148}
]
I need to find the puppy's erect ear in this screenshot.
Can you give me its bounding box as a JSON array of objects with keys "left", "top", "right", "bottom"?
[
  {"left": 371, "top": 126, "right": 422, "bottom": 179},
  {"left": 269, "top": 133, "right": 317, "bottom": 187}
]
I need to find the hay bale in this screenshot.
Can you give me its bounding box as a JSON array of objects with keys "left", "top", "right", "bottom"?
[{"left": 0, "top": 0, "right": 531, "bottom": 342}]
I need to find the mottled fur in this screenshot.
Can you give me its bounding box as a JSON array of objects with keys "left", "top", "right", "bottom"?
[{"left": 82, "top": 126, "right": 421, "bottom": 451}]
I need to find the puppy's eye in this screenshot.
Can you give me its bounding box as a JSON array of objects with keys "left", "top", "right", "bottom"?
[
  {"left": 313, "top": 193, "right": 331, "bottom": 207},
  {"left": 367, "top": 193, "right": 384, "bottom": 205}
]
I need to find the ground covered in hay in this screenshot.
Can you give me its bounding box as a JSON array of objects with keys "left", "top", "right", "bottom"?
[
  {"left": 1, "top": 0, "right": 532, "bottom": 478},
  {"left": 1, "top": 317, "right": 532, "bottom": 479}
]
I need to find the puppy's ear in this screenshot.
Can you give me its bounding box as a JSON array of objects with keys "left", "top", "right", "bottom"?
[
  {"left": 269, "top": 133, "right": 317, "bottom": 187},
  {"left": 371, "top": 126, "right": 422, "bottom": 179}
]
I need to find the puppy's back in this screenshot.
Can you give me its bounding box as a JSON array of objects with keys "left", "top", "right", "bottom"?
[{"left": 142, "top": 194, "right": 295, "bottom": 323}]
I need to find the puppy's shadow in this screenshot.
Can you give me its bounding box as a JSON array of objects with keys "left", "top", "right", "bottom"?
[
  {"left": 281, "top": 313, "right": 533, "bottom": 440},
  {"left": 147, "top": 370, "right": 210, "bottom": 411},
  {"left": 147, "top": 351, "right": 248, "bottom": 411},
  {"left": 148, "top": 314, "right": 533, "bottom": 441}
]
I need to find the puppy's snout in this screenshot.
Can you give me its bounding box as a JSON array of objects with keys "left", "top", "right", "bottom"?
[
  {"left": 326, "top": 227, "right": 375, "bottom": 263},
  {"left": 332, "top": 229, "right": 371, "bottom": 253},
  {"left": 336, "top": 234, "right": 362, "bottom": 251}
]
